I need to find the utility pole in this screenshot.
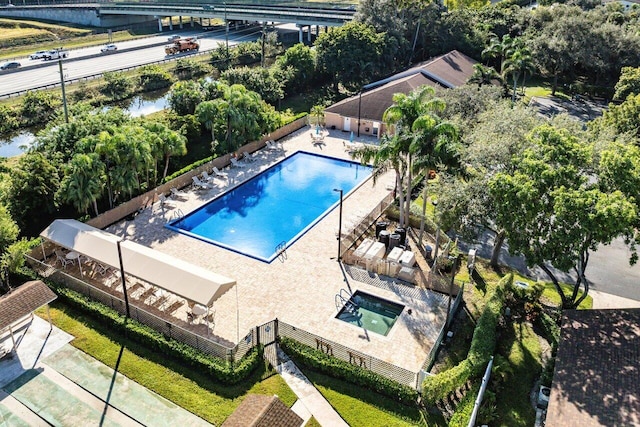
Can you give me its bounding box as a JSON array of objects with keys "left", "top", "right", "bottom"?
[
  {"left": 224, "top": 2, "right": 229, "bottom": 65},
  {"left": 58, "top": 59, "right": 69, "bottom": 123},
  {"left": 261, "top": 22, "right": 266, "bottom": 67}
]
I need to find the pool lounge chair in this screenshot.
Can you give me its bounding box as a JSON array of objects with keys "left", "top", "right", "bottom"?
[
  {"left": 230, "top": 157, "right": 246, "bottom": 168},
  {"left": 201, "top": 171, "right": 215, "bottom": 182},
  {"left": 192, "top": 176, "right": 213, "bottom": 190},
  {"left": 212, "top": 166, "right": 228, "bottom": 179},
  {"left": 242, "top": 151, "right": 257, "bottom": 162},
  {"left": 170, "top": 187, "right": 188, "bottom": 200},
  {"left": 158, "top": 193, "right": 177, "bottom": 208},
  {"left": 266, "top": 140, "right": 282, "bottom": 151}
]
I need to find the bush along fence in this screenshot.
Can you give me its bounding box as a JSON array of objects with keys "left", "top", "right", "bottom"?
[
  {"left": 421, "top": 274, "right": 509, "bottom": 409},
  {"left": 33, "top": 270, "right": 263, "bottom": 384}
]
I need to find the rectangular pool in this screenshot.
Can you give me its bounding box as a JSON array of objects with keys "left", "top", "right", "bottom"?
[
  {"left": 166, "top": 151, "right": 372, "bottom": 262},
  {"left": 336, "top": 291, "right": 405, "bottom": 336}
]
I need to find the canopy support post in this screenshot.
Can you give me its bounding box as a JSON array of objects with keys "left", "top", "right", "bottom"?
[{"left": 117, "top": 241, "right": 131, "bottom": 319}]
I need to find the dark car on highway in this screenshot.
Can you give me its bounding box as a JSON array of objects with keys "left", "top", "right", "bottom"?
[{"left": 0, "top": 61, "right": 21, "bottom": 70}]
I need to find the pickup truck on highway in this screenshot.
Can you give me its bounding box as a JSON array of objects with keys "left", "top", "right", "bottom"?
[{"left": 43, "top": 48, "right": 69, "bottom": 60}]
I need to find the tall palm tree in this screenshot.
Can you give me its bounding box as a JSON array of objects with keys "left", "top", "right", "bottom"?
[
  {"left": 503, "top": 46, "right": 535, "bottom": 101},
  {"left": 310, "top": 105, "right": 325, "bottom": 127},
  {"left": 351, "top": 134, "right": 408, "bottom": 226},
  {"left": 383, "top": 85, "right": 445, "bottom": 227}
]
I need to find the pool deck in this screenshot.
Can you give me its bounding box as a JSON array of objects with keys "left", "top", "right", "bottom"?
[{"left": 106, "top": 126, "right": 448, "bottom": 375}]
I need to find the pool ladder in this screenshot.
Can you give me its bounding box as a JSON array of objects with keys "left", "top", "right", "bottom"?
[
  {"left": 275, "top": 240, "right": 287, "bottom": 262},
  {"left": 168, "top": 209, "right": 184, "bottom": 223},
  {"left": 335, "top": 288, "right": 358, "bottom": 314}
]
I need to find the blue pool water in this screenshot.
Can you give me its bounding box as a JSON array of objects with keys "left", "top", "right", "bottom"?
[
  {"left": 167, "top": 152, "right": 372, "bottom": 262},
  {"left": 336, "top": 291, "right": 405, "bottom": 336}
]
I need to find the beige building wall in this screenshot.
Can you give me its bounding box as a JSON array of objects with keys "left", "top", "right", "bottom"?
[{"left": 324, "top": 112, "right": 385, "bottom": 139}]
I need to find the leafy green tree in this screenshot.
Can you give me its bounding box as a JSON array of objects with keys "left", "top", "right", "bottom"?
[
  {"left": 57, "top": 153, "right": 104, "bottom": 216},
  {"left": 0, "top": 204, "right": 19, "bottom": 254},
  {"left": 8, "top": 152, "right": 60, "bottom": 234},
  {"left": 196, "top": 99, "right": 227, "bottom": 151},
  {"left": 590, "top": 93, "right": 640, "bottom": 139},
  {"left": 0, "top": 105, "right": 19, "bottom": 134},
  {"left": 310, "top": 105, "right": 325, "bottom": 126},
  {"left": 138, "top": 64, "right": 175, "bottom": 91},
  {"left": 529, "top": 21, "right": 573, "bottom": 96},
  {"left": 275, "top": 43, "right": 316, "bottom": 93},
  {"left": 614, "top": 66, "right": 640, "bottom": 101},
  {"left": 102, "top": 71, "right": 134, "bottom": 101},
  {"left": 315, "top": 21, "right": 395, "bottom": 93},
  {"left": 489, "top": 125, "right": 637, "bottom": 308},
  {"left": 20, "top": 90, "right": 60, "bottom": 126},
  {"left": 143, "top": 122, "right": 187, "bottom": 181},
  {"left": 221, "top": 66, "right": 285, "bottom": 104},
  {"left": 168, "top": 80, "right": 203, "bottom": 116}
]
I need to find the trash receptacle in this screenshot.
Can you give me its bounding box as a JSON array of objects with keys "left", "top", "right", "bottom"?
[
  {"left": 379, "top": 230, "right": 391, "bottom": 248},
  {"left": 425, "top": 245, "right": 433, "bottom": 259},
  {"left": 389, "top": 233, "right": 401, "bottom": 250},
  {"left": 375, "top": 221, "right": 389, "bottom": 238}
]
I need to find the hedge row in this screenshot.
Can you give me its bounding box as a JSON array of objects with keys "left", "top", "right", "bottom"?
[
  {"left": 422, "top": 275, "right": 509, "bottom": 404},
  {"left": 447, "top": 383, "right": 481, "bottom": 427},
  {"left": 279, "top": 337, "right": 419, "bottom": 405},
  {"left": 43, "top": 276, "right": 262, "bottom": 384}
]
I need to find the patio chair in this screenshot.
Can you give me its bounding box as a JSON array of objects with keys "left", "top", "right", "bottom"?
[
  {"left": 242, "top": 151, "right": 257, "bottom": 163},
  {"left": 170, "top": 187, "right": 188, "bottom": 200},
  {"left": 266, "top": 140, "right": 281, "bottom": 151},
  {"left": 230, "top": 157, "right": 246, "bottom": 168},
  {"left": 192, "top": 175, "right": 213, "bottom": 190},
  {"left": 54, "top": 250, "right": 71, "bottom": 269},
  {"left": 212, "top": 166, "right": 228, "bottom": 179}
]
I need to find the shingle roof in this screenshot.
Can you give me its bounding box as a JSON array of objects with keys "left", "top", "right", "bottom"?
[
  {"left": 546, "top": 308, "right": 640, "bottom": 427},
  {"left": 0, "top": 280, "right": 57, "bottom": 330},
  {"left": 325, "top": 50, "right": 478, "bottom": 123},
  {"left": 221, "top": 394, "right": 303, "bottom": 427}
]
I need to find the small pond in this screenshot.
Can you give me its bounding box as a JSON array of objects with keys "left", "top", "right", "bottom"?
[{"left": 0, "top": 90, "right": 170, "bottom": 157}]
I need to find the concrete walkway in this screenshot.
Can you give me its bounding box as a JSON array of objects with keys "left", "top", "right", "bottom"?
[
  {"left": 590, "top": 289, "right": 640, "bottom": 309},
  {"left": 265, "top": 345, "right": 348, "bottom": 427}
]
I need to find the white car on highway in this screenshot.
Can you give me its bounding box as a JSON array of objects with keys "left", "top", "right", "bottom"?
[
  {"left": 29, "top": 50, "right": 48, "bottom": 60},
  {"left": 100, "top": 44, "right": 118, "bottom": 53}
]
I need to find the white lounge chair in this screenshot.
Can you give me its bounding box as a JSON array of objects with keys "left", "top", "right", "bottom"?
[
  {"left": 242, "top": 151, "right": 257, "bottom": 162},
  {"left": 230, "top": 157, "right": 246, "bottom": 168},
  {"left": 212, "top": 166, "right": 228, "bottom": 179},
  {"left": 201, "top": 171, "right": 215, "bottom": 182},
  {"left": 192, "top": 176, "right": 213, "bottom": 190},
  {"left": 266, "top": 140, "right": 282, "bottom": 151},
  {"left": 158, "top": 193, "right": 177, "bottom": 208},
  {"left": 170, "top": 187, "right": 188, "bottom": 200}
]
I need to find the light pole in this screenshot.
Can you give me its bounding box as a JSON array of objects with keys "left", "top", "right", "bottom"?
[
  {"left": 334, "top": 188, "right": 343, "bottom": 261},
  {"left": 432, "top": 199, "right": 440, "bottom": 266},
  {"left": 224, "top": 2, "right": 229, "bottom": 63}
]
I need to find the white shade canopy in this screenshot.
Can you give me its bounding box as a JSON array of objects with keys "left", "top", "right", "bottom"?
[
  {"left": 119, "top": 240, "right": 235, "bottom": 307},
  {"left": 40, "top": 219, "right": 235, "bottom": 307},
  {"left": 40, "top": 219, "right": 122, "bottom": 268}
]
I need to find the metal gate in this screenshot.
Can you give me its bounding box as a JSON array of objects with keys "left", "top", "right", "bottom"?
[{"left": 256, "top": 319, "right": 277, "bottom": 346}]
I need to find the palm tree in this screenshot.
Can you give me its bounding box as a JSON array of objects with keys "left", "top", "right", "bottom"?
[
  {"left": 196, "top": 99, "right": 226, "bottom": 150},
  {"left": 351, "top": 134, "right": 408, "bottom": 226},
  {"left": 383, "top": 85, "right": 445, "bottom": 227},
  {"left": 502, "top": 46, "right": 535, "bottom": 101},
  {"left": 482, "top": 34, "right": 520, "bottom": 73},
  {"left": 58, "top": 153, "right": 104, "bottom": 216},
  {"left": 468, "top": 63, "right": 502, "bottom": 87},
  {"left": 310, "top": 105, "right": 325, "bottom": 127}
]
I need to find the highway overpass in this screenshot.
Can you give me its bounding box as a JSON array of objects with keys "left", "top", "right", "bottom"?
[{"left": 0, "top": 2, "right": 356, "bottom": 41}]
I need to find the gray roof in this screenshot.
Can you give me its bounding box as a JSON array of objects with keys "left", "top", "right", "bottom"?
[{"left": 222, "top": 394, "right": 303, "bottom": 427}]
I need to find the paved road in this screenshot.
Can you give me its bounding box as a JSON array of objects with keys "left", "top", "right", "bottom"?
[
  {"left": 459, "top": 232, "right": 640, "bottom": 302},
  {"left": 0, "top": 25, "right": 263, "bottom": 97}
]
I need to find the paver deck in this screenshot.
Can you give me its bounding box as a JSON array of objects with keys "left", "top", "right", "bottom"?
[{"left": 105, "top": 126, "right": 449, "bottom": 375}]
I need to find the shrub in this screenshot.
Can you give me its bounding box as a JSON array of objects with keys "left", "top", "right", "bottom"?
[
  {"left": 163, "top": 155, "right": 214, "bottom": 183},
  {"left": 422, "top": 275, "right": 509, "bottom": 404},
  {"left": 102, "top": 71, "right": 134, "bottom": 101},
  {"left": 20, "top": 90, "right": 60, "bottom": 126},
  {"left": 447, "top": 383, "right": 480, "bottom": 427},
  {"left": 279, "top": 336, "right": 419, "bottom": 405},
  {"left": 41, "top": 275, "right": 261, "bottom": 384},
  {"left": 173, "top": 58, "right": 211, "bottom": 81},
  {"left": 139, "top": 64, "right": 175, "bottom": 91}
]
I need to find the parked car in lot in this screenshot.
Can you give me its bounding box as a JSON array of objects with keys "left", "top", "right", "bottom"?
[
  {"left": 167, "top": 35, "right": 181, "bottom": 42},
  {"left": 29, "top": 50, "right": 48, "bottom": 60},
  {"left": 0, "top": 61, "right": 21, "bottom": 70},
  {"left": 100, "top": 44, "right": 117, "bottom": 53}
]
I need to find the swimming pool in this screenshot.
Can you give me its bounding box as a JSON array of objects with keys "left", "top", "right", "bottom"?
[
  {"left": 167, "top": 151, "right": 372, "bottom": 262},
  {"left": 336, "top": 291, "right": 405, "bottom": 336}
]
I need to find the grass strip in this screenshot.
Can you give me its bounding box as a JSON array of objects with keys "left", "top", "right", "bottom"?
[
  {"left": 301, "top": 368, "right": 443, "bottom": 427},
  {"left": 36, "top": 301, "right": 296, "bottom": 426}
]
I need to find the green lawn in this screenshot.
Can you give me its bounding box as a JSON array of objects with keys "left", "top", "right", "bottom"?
[
  {"left": 36, "top": 302, "right": 296, "bottom": 426},
  {"left": 301, "top": 369, "right": 444, "bottom": 426}
]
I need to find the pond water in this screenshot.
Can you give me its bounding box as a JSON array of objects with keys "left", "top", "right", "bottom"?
[{"left": 0, "top": 90, "right": 170, "bottom": 158}]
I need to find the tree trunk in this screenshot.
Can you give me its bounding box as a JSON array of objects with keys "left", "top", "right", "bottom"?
[
  {"left": 397, "top": 171, "right": 405, "bottom": 227},
  {"left": 512, "top": 76, "right": 518, "bottom": 102},
  {"left": 404, "top": 153, "right": 412, "bottom": 228},
  {"left": 92, "top": 199, "right": 99, "bottom": 217},
  {"left": 551, "top": 72, "right": 558, "bottom": 96},
  {"left": 490, "top": 229, "right": 505, "bottom": 268},
  {"left": 539, "top": 263, "right": 568, "bottom": 308},
  {"left": 163, "top": 156, "right": 171, "bottom": 181}
]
